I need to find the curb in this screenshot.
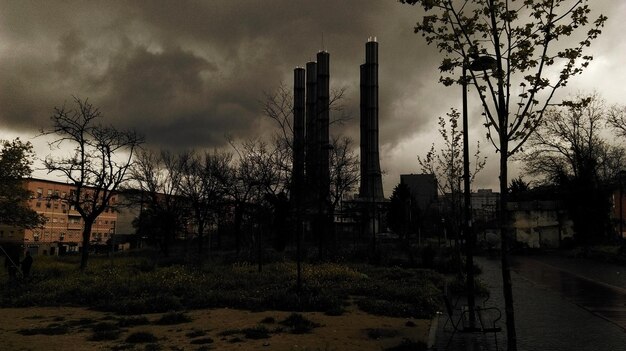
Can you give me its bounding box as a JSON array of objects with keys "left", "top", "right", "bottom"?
[{"left": 427, "top": 312, "right": 440, "bottom": 350}]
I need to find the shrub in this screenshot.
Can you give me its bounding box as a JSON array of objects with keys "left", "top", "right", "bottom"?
[
  {"left": 154, "top": 311, "right": 192, "bottom": 325},
  {"left": 185, "top": 329, "right": 207, "bottom": 338},
  {"left": 279, "top": 313, "right": 320, "bottom": 334},
  {"left": 117, "top": 315, "right": 150, "bottom": 327},
  {"left": 126, "top": 331, "right": 158, "bottom": 343},
  {"left": 89, "top": 329, "right": 121, "bottom": 341},
  {"left": 17, "top": 323, "right": 69, "bottom": 335},
  {"left": 242, "top": 326, "right": 271, "bottom": 339},
  {"left": 189, "top": 337, "right": 214, "bottom": 344},
  {"left": 259, "top": 316, "right": 276, "bottom": 324}
]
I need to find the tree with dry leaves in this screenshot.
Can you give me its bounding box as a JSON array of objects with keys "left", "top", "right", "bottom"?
[{"left": 400, "top": 1, "right": 607, "bottom": 348}]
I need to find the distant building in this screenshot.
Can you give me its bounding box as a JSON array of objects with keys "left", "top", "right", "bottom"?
[
  {"left": 471, "top": 189, "right": 499, "bottom": 223},
  {"left": 507, "top": 200, "right": 574, "bottom": 248},
  {"left": 0, "top": 178, "right": 117, "bottom": 255},
  {"left": 400, "top": 174, "right": 438, "bottom": 211},
  {"left": 611, "top": 188, "right": 626, "bottom": 239}
]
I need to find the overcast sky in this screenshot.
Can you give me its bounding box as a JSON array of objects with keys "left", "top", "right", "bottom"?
[{"left": 1, "top": 0, "right": 625, "bottom": 196}]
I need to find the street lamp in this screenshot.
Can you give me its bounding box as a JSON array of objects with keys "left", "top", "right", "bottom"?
[
  {"left": 619, "top": 170, "right": 626, "bottom": 242},
  {"left": 462, "top": 55, "right": 495, "bottom": 330}
]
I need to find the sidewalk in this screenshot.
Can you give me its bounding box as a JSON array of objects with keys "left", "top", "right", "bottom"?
[{"left": 431, "top": 294, "right": 503, "bottom": 351}]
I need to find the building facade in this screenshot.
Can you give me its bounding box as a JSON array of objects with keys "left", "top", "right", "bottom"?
[{"left": 0, "top": 178, "right": 117, "bottom": 255}]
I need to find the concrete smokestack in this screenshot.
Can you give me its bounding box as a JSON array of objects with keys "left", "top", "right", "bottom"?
[
  {"left": 305, "top": 61, "right": 318, "bottom": 192},
  {"left": 316, "top": 51, "right": 330, "bottom": 203},
  {"left": 293, "top": 67, "right": 306, "bottom": 202},
  {"left": 359, "top": 39, "right": 384, "bottom": 200}
]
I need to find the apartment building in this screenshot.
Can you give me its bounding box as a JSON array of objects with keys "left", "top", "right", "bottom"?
[{"left": 0, "top": 178, "right": 117, "bottom": 255}]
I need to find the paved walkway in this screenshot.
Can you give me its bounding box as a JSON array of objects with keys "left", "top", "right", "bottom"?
[{"left": 434, "top": 255, "right": 626, "bottom": 350}]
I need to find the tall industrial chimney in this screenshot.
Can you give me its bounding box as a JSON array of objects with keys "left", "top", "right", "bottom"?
[
  {"left": 359, "top": 38, "right": 384, "bottom": 200},
  {"left": 292, "top": 67, "right": 306, "bottom": 202},
  {"left": 317, "top": 51, "right": 331, "bottom": 203},
  {"left": 305, "top": 61, "right": 318, "bottom": 193}
]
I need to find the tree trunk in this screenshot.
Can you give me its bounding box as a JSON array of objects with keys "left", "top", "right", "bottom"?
[
  {"left": 80, "top": 220, "right": 94, "bottom": 270},
  {"left": 500, "top": 135, "right": 517, "bottom": 351}
]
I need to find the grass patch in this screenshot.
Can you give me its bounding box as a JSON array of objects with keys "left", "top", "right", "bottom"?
[
  {"left": 242, "top": 325, "right": 271, "bottom": 339},
  {"left": 217, "top": 325, "right": 270, "bottom": 340},
  {"left": 143, "top": 344, "right": 161, "bottom": 351},
  {"left": 186, "top": 329, "right": 208, "bottom": 338},
  {"left": 217, "top": 329, "right": 240, "bottom": 337},
  {"left": 0, "top": 253, "right": 443, "bottom": 319},
  {"left": 24, "top": 315, "right": 45, "bottom": 320},
  {"left": 117, "top": 315, "right": 150, "bottom": 327},
  {"left": 88, "top": 321, "right": 121, "bottom": 341},
  {"left": 189, "top": 337, "right": 214, "bottom": 344},
  {"left": 364, "top": 328, "right": 399, "bottom": 339},
  {"left": 126, "top": 331, "right": 158, "bottom": 343},
  {"left": 89, "top": 329, "right": 121, "bottom": 341},
  {"left": 65, "top": 318, "right": 96, "bottom": 327},
  {"left": 17, "top": 323, "right": 69, "bottom": 335},
  {"left": 279, "top": 313, "right": 320, "bottom": 334},
  {"left": 154, "top": 311, "right": 191, "bottom": 325},
  {"left": 259, "top": 316, "right": 276, "bottom": 324}
]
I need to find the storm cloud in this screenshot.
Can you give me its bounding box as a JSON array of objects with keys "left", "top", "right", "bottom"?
[{"left": 1, "top": 0, "right": 624, "bottom": 193}]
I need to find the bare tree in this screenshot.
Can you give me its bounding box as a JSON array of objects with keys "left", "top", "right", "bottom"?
[
  {"left": 523, "top": 93, "right": 625, "bottom": 244},
  {"left": 42, "top": 97, "right": 143, "bottom": 269},
  {"left": 179, "top": 150, "right": 232, "bottom": 258},
  {"left": 607, "top": 104, "right": 626, "bottom": 140},
  {"left": 329, "top": 136, "right": 360, "bottom": 218},
  {"left": 130, "top": 149, "right": 188, "bottom": 256},
  {"left": 400, "top": 1, "right": 606, "bottom": 348},
  {"left": 418, "top": 108, "right": 486, "bottom": 240}
]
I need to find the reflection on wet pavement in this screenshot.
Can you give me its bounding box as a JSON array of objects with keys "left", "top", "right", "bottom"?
[{"left": 511, "top": 257, "right": 626, "bottom": 330}]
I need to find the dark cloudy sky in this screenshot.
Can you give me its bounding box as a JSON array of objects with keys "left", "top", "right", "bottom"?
[{"left": 1, "top": 0, "right": 624, "bottom": 195}]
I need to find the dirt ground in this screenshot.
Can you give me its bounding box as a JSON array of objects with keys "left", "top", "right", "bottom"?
[{"left": 0, "top": 303, "right": 430, "bottom": 351}]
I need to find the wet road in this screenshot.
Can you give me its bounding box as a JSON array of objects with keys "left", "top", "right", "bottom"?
[
  {"left": 510, "top": 257, "right": 626, "bottom": 330},
  {"left": 475, "top": 256, "right": 626, "bottom": 351}
]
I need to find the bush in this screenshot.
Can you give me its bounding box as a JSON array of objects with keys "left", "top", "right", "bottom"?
[
  {"left": 154, "top": 311, "right": 191, "bottom": 325},
  {"left": 1, "top": 254, "right": 445, "bottom": 320},
  {"left": 89, "top": 329, "right": 121, "bottom": 341},
  {"left": 279, "top": 313, "right": 320, "bottom": 334},
  {"left": 242, "top": 326, "right": 271, "bottom": 339},
  {"left": 17, "top": 323, "right": 69, "bottom": 335},
  {"left": 189, "top": 337, "right": 214, "bottom": 344},
  {"left": 126, "top": 331, "right": 158, "bottom": 343},
  {"left": 117, "top": 315, "right": 150, "bottom": 327}
]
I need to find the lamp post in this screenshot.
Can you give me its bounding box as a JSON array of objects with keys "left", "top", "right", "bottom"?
[
  {"left": 462, "top": 55, "right": 495, "bottom": 330},
  {"left": 618, "top": 170, "right": 626, "bottom": 244}
]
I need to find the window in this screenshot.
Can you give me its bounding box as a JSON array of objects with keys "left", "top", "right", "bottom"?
[
  {"left": 47, "top": 189, "right": 52, "bottom": 196},
  {"left": 53, "top": 218, "right": 58, "bottom": 223},
  {"left": 37, "top": 188, "right": 43, "bottom": 198},
  {"left": 36, "top": 202, "right": 41, "bottom": 208},
  {"left": 46, "top": 202, "right": 51, "bottom": 209},
  {"left": 62, "top": 192, "right": 66, "bottom": 198}
]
